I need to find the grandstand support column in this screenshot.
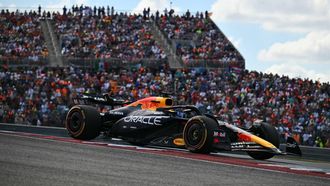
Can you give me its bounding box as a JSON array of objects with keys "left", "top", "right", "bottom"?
[
  {"left": 149, "top": 21, "right": 183, "bottom": 69},
  {"left": 40, "top": 19, "right": 64, "bottom": 67}
]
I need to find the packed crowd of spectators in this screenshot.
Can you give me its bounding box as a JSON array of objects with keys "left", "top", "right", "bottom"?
[
  {"left": 0, "top": 66, "right": 329, "bottom": 147},
  {"left": 157, "top": 10, "right": 244, "bottom": 66},
  {"left": 0, "top": 9, "right": 48, "bottom": 61},
  {"left": 53, "top": 6, "right": 166, "bottom": 61},
  {"left": 0, "top": 7, "right": 243, "bottom": 69}
]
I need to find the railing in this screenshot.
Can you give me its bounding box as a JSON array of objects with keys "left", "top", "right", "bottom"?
[
  {"left": 66, "top": 57, "right": 168, "bottom": 69},
  {"left": 0, "top": 57, "right": 49, "bottom": 67},
  {"left": 182, "top": 59, "right": 245, "bottom": 69},
  {"left": 0, "top": 56, "right": 244, "bottom": 70},
  {"left": 0, "top": 56, "right": 168, "bottom": 69}
]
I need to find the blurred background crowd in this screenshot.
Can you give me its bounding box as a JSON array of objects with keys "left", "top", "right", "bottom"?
[{"left": 0, "top": 66, "right": 329, "bottom": 147}]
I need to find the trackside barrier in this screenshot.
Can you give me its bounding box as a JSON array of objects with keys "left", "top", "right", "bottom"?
[
  {"left": 0, "top": 123, "right": 68, "bottom": 137},
  {"left": 285, "top": 145, "right": 330, "bottom": 161},
  {"left": 0, "top": 123, "right": 329, "bottom": 161}
]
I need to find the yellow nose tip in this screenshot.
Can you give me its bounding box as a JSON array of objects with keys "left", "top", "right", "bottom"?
[{"left": 173, "top": 138, "right": 185, "bottom": 146}]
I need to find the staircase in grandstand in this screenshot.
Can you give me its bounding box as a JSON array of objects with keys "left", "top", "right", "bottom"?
[
  {"left": 149, "top": 21, "right": 183, "bottom": 69},
  {"left": 40, "top": 19, "right": 64, "bottom": 67}
]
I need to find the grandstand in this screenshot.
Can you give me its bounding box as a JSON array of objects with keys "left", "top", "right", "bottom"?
[
  {"left": 0, "top": 7, "right": 328, "bottom": 148},
  {"left": 0, "top": 7, "right": 244, "bottom": 70}
]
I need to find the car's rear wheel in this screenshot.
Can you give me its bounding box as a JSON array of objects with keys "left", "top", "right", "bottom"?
[
  {"left": 247, "top": 122, "right": 280, "bottom": 160},
  {"left": 183, "top": 116, "right": 218, "bottom": 154},
  {"left": 66, "top": 105, "right": 101, "bottom": 140}
]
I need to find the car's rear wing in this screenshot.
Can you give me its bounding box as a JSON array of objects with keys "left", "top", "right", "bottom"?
[{"left": 72, "top": 94, "right": 132, "bottom": 108}]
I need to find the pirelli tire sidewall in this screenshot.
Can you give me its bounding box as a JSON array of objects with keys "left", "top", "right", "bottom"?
[
  {"left": 65, "top": 105, "right": 101, "bottom": 140},
  {"left": 183, "top": 116, "right": 218, "bottom": 154}
]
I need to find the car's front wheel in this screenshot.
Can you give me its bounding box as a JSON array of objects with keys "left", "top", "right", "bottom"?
[
  {"left": 65, "top": 105, "right": 101, "bottom": 140},
  {"left": 183, "top": 116, "right": 218, "bottom": 154}
]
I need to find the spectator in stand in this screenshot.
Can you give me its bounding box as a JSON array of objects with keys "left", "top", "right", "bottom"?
[
  {"left": 63, "top": 6, "right": 67, "bottom": 16},
  {"left": 155, "top": 10, "right": 160, "bottom": 21},
  {"left": 38, "top": 5, "right": 41, "bottom": 16},
  {"left": 186, "top": 9, "right": 190, "bottom": 19}
]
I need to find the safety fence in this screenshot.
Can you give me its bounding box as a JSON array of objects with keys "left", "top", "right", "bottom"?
[
  {"left": 0, "top": 56, "right": 168, "bottom": 69},
  {"left": 0, "top": 57, "right": 48, "bottom": 67},
  {"left": 0, "top": 123, "right": 329, "bottom": 162},
  {"left": 182, "top": 59, "right": 245, "bottom": 69},
  {"left": 66, "top": 57, "right": 168, "bottom": 70}
]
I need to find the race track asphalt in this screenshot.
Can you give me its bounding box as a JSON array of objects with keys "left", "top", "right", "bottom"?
[{"left": 0, "top": 133, "right": 329, "bottom": 186}]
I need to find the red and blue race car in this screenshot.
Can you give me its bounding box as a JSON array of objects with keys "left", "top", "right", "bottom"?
[{"left": 65, "top": 94, "right": 301, "bottom": 160}]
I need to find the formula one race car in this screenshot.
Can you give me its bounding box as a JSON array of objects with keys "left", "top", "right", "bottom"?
[{"left": 65, "top": 94, "right": 302, "bottom": 160}]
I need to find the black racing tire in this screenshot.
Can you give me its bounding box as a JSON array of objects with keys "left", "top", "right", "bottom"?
[
  {"left": 247, "top": 122, "right": 280, "bottom": 160},
  {"left": 65, "top": 105, "right": 101, "bottom": 140},
  {"left": 183, "top": 116, "right": 218, "bottom": 154}
]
